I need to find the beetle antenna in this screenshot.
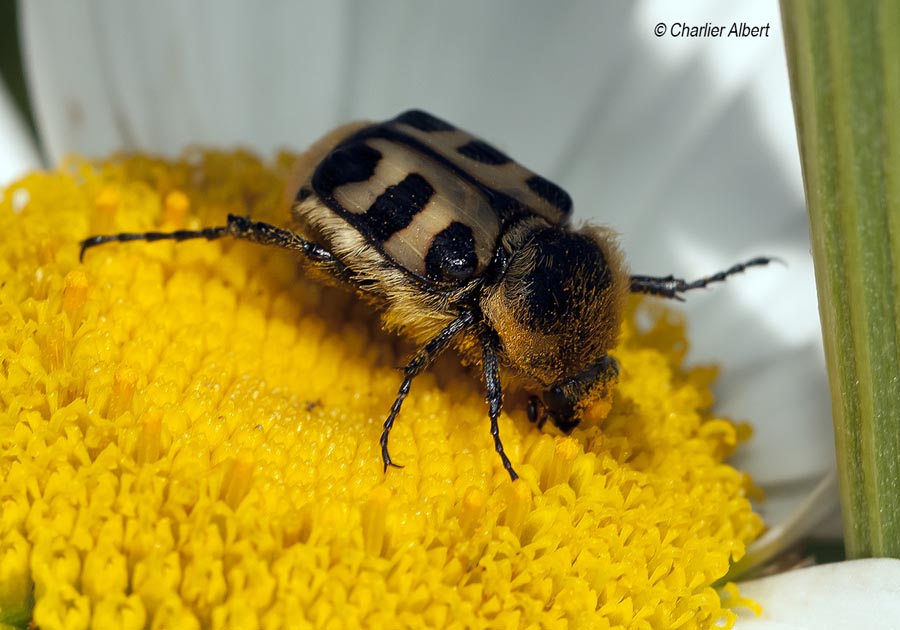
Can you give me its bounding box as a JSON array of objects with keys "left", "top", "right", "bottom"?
[{"left": 629, "top": 256, "right": 780, "bottom": 300}]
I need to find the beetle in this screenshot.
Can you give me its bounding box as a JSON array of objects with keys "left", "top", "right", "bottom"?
[{"left": 80, "top": 109, "right": 772, "bottom": 481}]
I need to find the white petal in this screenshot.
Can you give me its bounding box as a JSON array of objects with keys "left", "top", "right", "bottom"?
[
  {"left": 22, "top": 0, "right": 354, "bottom": 160},
  {"left": 609, "top": 3, "right": 835, "bottom": 505},
  {"left": 722, "top": 343, "right": 833, "bottom": 487},
  {"left": 734, "top": 559, "right": 900, "bottom": 630},
  {"left": 21, "top": 0, "right": 833, "bottom": 526},
  {"left": 734, "top": 472, "right": 839, "bottom": 578},
  {"left": 0, "top": 78, "right": 41, "bottom": 186}
]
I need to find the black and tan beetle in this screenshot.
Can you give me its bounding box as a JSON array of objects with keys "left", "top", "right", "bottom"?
[{"left": 80, "top": 109, "right": 771, "bottom": 481}]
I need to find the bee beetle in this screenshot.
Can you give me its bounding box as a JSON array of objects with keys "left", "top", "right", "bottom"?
[{"left": 80, "top": 110, "right": 772, "bottom": 481}]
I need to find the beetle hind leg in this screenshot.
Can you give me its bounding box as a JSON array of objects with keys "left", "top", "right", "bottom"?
[
  {"left": 80, "top": 214, "right": 349, "bottom": 279},
  {"left": 79, "top": 226, "right": 229, "bottom": 261}
]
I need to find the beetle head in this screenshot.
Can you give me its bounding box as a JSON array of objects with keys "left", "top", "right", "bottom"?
[{"left": 482, "top": 223, "right": 629, "bottom": 430}]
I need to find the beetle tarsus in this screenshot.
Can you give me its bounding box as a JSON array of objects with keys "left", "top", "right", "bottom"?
[{"left": 79, "top": 226, "right": 230, "bottom": 261}]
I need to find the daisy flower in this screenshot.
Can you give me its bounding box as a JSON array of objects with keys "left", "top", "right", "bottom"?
[{"left": 2, "top": 2, "right": 897, "bottom": 628}]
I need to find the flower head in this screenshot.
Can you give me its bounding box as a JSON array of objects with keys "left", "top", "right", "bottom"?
[{"left": 0, "top": 151, "right": 762, "bottom": 629}]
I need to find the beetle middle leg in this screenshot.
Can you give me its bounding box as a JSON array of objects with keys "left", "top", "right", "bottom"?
[
  {"left": 380, "top": 310, "right": 476, "bottom": 472},
  {"left": 80, "top": 214, "right": 350, "bottom": 279}
]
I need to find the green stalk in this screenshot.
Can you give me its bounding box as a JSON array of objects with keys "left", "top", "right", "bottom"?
[{"left": 780, "top": 0, "right": 900, "bottom": 558}]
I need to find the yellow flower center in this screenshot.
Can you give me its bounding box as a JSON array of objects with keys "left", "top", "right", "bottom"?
[{"left": 0, "top": 151, "right": 763, "bottom": 630}]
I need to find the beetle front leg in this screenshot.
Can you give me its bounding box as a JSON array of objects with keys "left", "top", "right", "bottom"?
[{"left": 481, "top": 330, "right": 518, "bottom": 481}]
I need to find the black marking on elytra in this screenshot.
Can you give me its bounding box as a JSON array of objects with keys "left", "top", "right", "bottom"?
[
  {"left": 349, "top": 125, "right": 526, "bottom": 225},
  {"left": 366, "top": 173, "right": 435, "bottom": 242},
  {"left": 521, "top": 228, "right": 609, "bottom": 330},
  {"left": 312, "top": 141, "right": 382, "bottom": 196},
  {"left": 393, "top": 110, "right": 456, "bottom": 132},
  {"left": 526, "top": 175, "right": 573, "bottom": 215},
  {"left": 456, "top": 140, "right": 511, "bottom": 165},
  {"left": 316, "top": 118, "right": 560, "bottom": 286},
  {"left": 424, "top": 221, "right": 478, "bottom": 283},
  {"left": 296, "top": 186, "right": 313, "bottom": 202},
  {"left": 485, "top": 192, "right": 526, "bottom": 218}
]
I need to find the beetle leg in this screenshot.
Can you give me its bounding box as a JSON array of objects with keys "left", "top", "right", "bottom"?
[
  {"left": 80, "top": 226, "right": 229, "bottom": 260},
  {"left": 380, "top": 310, "right": 476, "bottom": 472},
  {"left": 481, "top": 330, "right": 519, "bottom": 481},
  {"left": 80, "top": 214, "right": 350, "bottom": 279},
  {"left": 629, "top": 256, "right": 776, "bottom": 300}
]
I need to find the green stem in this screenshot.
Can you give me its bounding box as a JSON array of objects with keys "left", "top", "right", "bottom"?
[{"left": 780, "top": 0, "right": 900, "bottom": 558}]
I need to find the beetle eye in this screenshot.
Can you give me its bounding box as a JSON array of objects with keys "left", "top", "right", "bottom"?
[
  {"left": 545, "top": 385, "right": 568, "bottom": 411},
  {"left": 544, "top": 384, "right": 576, "bottom": 420}
]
